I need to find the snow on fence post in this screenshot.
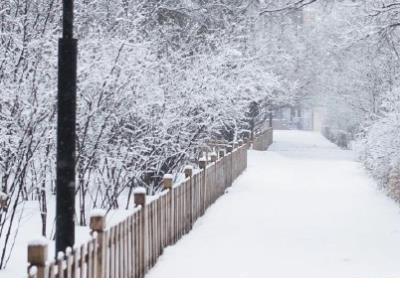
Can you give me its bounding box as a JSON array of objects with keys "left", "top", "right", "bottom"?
[
  {"left": 134, "top": 187, "right": 147, "bottom": 277},
  {"left": 90, "top": 209, "right": 106, "bottom": 278},
  {"left": 28, "top": 238, "right": 49, "bottom": 278}
]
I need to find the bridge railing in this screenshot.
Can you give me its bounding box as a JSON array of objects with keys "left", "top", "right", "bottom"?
[{"left": 27, "top": 129, "right": 272, "bottom": 278}]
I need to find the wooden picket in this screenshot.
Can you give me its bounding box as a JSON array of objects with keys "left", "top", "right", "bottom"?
[{"left": 27, "top": 128, "right": 273, "bottom": 278}]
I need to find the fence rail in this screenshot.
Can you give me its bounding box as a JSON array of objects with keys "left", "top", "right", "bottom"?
[{"left": 27, "top": 128, "right": 273, "bottom": 278}]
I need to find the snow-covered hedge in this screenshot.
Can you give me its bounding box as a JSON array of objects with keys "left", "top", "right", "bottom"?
[{"left": 355, "top": 104, "right": 400, "bottom": 200}]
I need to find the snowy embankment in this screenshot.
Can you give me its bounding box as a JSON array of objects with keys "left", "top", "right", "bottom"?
[{"left": 147, "top": 130, "right": 400, "bottom": 277}]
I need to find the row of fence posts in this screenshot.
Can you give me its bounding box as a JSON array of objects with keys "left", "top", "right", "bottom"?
[{"left": 27, "top": 128, "right": 272, "bottom": 278}]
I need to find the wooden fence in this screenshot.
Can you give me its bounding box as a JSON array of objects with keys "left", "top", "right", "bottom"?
[
  {"left": 27, "top": 128, "right": 272, "bottom": 278},
  {"left": 253, "top": 127, "right": 273, "bottom": 151}
]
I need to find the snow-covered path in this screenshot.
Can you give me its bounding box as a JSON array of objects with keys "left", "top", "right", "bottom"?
[{"left": 147, "top": 130, "right": 400, "bottom": 277}]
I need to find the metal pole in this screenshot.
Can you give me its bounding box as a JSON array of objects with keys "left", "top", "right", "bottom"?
[{"left": 56, "top": 0, "right": 77, "bottom": 255}]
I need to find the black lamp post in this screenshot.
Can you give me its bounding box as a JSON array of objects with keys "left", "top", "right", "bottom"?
[{"left": 55, "top": 0, "right": 77, "bottom": 255}]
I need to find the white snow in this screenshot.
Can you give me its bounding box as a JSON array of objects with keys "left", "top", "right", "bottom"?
[
  {"left": 163, "top": 174, "right": 174, "bottom": 180},
  {"left": 90, "top": 208, "right": 107, "bottom": 218},
  {"left": 28, "top": 237, "right": 49, "bottom": 247},
  {"left": 0, "top": 191, "right": 8, "bottom": 201},
  {"left": 28, "top": 266, "right": 37, "bottom": 277},
  {"left": 133, "top": 187, "right": 147, "bottom": 194},
  {"left": 147, "top": 130, "right": 400, "bottom": 277},
  {"left": 57, "top": 251, "right": 65, "bottom": 260}
]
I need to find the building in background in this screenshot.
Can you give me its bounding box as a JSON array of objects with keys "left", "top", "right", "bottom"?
[{"left": 272, "top": 106, "right": 325, "bottom": 131}]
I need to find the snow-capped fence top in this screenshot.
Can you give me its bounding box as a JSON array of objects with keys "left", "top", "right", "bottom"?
[{"left": 27, "top": 128, "right": 273, "bottom": 278}]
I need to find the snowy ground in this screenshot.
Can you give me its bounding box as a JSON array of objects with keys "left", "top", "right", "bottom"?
[
  {"left": 0, "top": 203, "right": 132, "bottom": 278},
  {"left": 147, "top": 130, "right": 400, "bottom": 277}
]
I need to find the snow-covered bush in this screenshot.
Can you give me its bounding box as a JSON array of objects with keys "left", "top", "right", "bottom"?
[{"left": 355, "top": 92, "right": 400, "bottom": 198}]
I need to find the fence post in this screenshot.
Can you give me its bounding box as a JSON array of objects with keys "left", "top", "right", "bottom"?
[
  {"left": 184, "top": 166, "right": 193, "bottom": 178},
  {"left": 199, "top": 158, "right": 207, "bottom": 215},
  {"left": 210, "top": 152, "right": 218, "bottom": 203},
  {"left": 163, "top": 174, "right": 174, "bottom": 245},
  {"left": 28, "top": 238, "right": 49, "bottom": 278},
  {"left": 244, "top": 139, "right": 248, "bottom": 169},
  {"left": 184, "top": 166, "right": 193, "bottom": 229},
  {"left": 245, "top": 131, "right": 252, "bottom": 149},
  {"left": 233, "top": 142, "right": 238, "bottom": 178},
  {"left": 134, "top": 188, "right": 147, "bottom": 277},
  {"left": 226, "top": 145, "right": 233, "bottom": 185},
  {"left": 90, "top": 210, "right": 106, "bottom": 278},
  {"left": 227, "top": 145, "right": 234, "bottom": 186},
  {"left": 210, "top": 152, "right": 218, "bottom": 163},
  {"left": 163, "top": 174, "right": 173, "bottom": 190},
  {"left": 218, "top": 149, "right": 226, "bottom": 194},
  {"left": 243, "top": 136, "right": 249, "bottom": 149}
]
